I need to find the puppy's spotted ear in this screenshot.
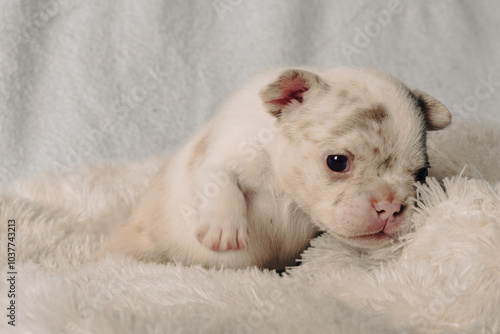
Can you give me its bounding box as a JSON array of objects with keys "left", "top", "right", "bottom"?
[
  {"left": 260, "top": 69, "right": 328, "bottom": 118},
  {"left": 412, "top": 89, "right": 452, "bottom": 131}
]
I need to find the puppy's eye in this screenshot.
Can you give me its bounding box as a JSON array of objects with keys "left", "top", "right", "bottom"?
[
  {"left": 415, "top": 167, "right": 428, "bottom": 182},
  {"left": 326, "top": 155, "right": 350, "bottom": 173}
]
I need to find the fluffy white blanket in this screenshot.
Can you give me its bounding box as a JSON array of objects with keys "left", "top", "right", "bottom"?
[
  {"left": 1, "top": 119, "right": 499, "bottom": 334},
  {"left": 1, "top": 1, "right": 500, "bottom": 333}
]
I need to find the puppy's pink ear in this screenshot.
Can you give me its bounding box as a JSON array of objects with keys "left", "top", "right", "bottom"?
[
  {"left": 412, "top": 89, "right": 452, "bottom": 131},
  {"left": 260, "top": 69, "right": 327, "bottom": 117}
]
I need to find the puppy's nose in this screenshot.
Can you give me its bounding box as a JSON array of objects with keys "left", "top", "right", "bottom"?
[{"left": 374, "top": 202, "right": 402, "bottom": 222}]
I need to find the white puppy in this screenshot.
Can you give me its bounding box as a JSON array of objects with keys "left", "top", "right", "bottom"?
[{"left": 104, "top": 67, "right": 451, "bottom": 271}]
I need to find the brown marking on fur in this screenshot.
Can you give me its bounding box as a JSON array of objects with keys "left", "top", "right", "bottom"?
[
  {"left": 301, "top": 130, "right": 311, "bottom": 142},
  {"left": 297, "top": 119, "right": 314, "bottom": 143},
  {"left": 350, "top": 96, "right": 362, "bottom": 104},
  {"left": 299, "top": 120, "right": 312, "bottom": 131},
  {"left": 381, "top": 156, "right": 394, "bottom": 170},
  {"left": 337, "top": 89, "right": 363, "bottom": 109},
  {"left": 282, "top": 127, "right": 299, "bottom": 146},
  {"left": 332, "top": 191, "right": 345, "bottom": 206},
  {"left": 338, "top": 89, "right": 349, "bottom": 99},
  {"left": 373, "top": 147, "right": 380, "bottom": 155},
  {"left": 365, "top": 104, "right": 388, "bottom": 123},
  {"left": 334, "top": 104, "right": 388, "bottom": 138},
  {"left": 188, "top": 133, "right": 210, "bottom": 171}
]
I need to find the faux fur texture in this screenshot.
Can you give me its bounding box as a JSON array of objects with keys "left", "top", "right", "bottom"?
[{"left": 0, "top": 118, "right": 499, "bottom": 334}]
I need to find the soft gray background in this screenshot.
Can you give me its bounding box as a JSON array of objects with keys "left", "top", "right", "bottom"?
[{"left": 1, "top": 0, "right": 499, "bottom": 188}]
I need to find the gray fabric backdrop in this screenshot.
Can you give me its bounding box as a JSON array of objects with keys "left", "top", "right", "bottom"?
[{"left": 1, "top": 0, "right": 499, "bottom": 188}]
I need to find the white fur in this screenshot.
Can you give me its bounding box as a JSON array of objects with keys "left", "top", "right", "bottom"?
[
  {"left": 104, "top": 67, "right": 451, "bottom": 270},
  {"left": 1, "top": 118, "right": 499, "bottom": 333}
]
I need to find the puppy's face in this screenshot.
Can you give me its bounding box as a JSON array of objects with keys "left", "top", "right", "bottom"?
[{"left": 261, "top": 67, "right": 451, "bottom": 248}]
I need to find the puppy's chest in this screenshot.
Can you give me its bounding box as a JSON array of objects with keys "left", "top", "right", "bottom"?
[
  {"left": 239, "top": 159, "right": 309, "bottom": 225},
  {"left": 244, "top": 183, "right": 314, "bottom": 240},
  {"left": 245, "top": 188, "right": 316, "bottom": 269}
]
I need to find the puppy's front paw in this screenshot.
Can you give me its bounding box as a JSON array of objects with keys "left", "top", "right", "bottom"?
[{"left": 195, "top": 216, "right": 249, "bottom": 251}]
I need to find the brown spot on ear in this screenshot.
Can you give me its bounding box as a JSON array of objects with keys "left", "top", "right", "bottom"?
[
  {"left": 188, "top": 133, "right": 209, "bottom": 171},
  {"left": 373, "top": 147, "right": 380, "bottom": 155}
]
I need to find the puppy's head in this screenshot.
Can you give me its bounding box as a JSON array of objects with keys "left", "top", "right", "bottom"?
[{"left": 260, "top": 67, "right": 451, "bottom": 248}]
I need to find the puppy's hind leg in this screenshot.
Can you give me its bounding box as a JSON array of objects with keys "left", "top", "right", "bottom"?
[{"left": 101, "top": 216, "right": 160, "bottom": 262}]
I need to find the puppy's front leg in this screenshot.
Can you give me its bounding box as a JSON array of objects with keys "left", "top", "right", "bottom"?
[{"left": 193, "top": 167, "right": 249, "bottom": 252}]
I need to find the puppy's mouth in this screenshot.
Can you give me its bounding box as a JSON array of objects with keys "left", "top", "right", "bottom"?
[
  {"left": 316, "top": 218, "right": 405, "bottom": 248},
  {"left": 348, "top": 231, "right": 392, "bottom": 242},
  {"left": 323, "top": 226, "right": 395, "bottom": 248}
]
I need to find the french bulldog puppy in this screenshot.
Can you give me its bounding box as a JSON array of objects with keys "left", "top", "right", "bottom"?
[{"left": 104, "top": 67, "right": 451, "bottom": 271}]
